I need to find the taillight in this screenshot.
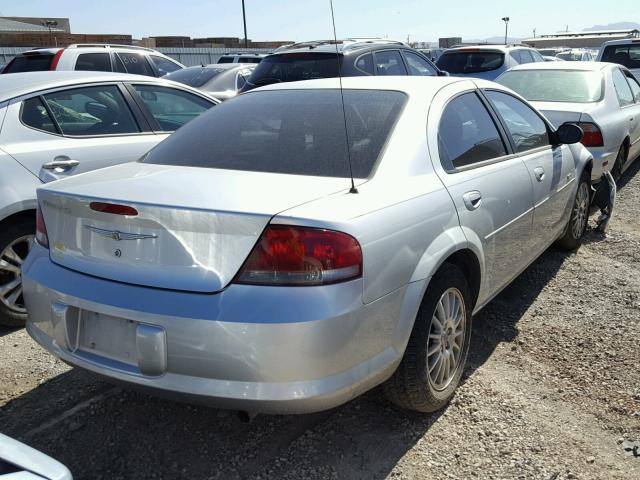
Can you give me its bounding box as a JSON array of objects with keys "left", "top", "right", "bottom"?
[
  {"left": 35, "top": 204, "right": 49, "bottom": 248},
  {"left": 234, "top": 225, "right": 362, "bottom": 286},
  {"left": 49, "top": 49, "right": 64, "bottom": 70},
  {"left": 90, "top": 202, "right": 138, "bottom": 216},
  {"left": 576, "top": 122, "right": 604, "bottom": 147}
]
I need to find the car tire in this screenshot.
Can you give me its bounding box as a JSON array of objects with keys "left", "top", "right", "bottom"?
[
  {"left": 611, "top": 144, "right": 627, "bottom": 182},
  {"left": 556, "top": 171, "right": 590, "bottom": 251},
  {"left": 384, "top": 263, "right": 472, "bottom": 413},
  {"left": 0, "top": 216, "right": 35, "bottom": 327}
]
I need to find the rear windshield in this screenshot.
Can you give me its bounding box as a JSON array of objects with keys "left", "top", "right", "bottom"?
[
  {"left": 601, "top": 44, "right": 640, "bottom": 70},
  {"left": 556, "top": 52, "right": 582, "bottom": 61},
  {"left": 437, "top": 51, "right": 504, "bottom": 73},
  {"left": 3, "top": 53, "right": 54, "bottom": 73},
  {"left": 498, "top": 70, "right": 603, "bottom": 103},
  {"left": 143, "top": 89, "right": 406, "bottom": 178},
  {"left": 246, "top": 53, "right": 340, "bottom": 88},
  {"left": 164, "top": 67, "right": 226, "bottom": 87}
]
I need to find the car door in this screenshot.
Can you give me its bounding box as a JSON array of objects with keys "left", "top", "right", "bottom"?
[
  {"left": 622, "top": 69, "right": 640, "bottom": 160},
  {"left": 0, "top": 83, "right": 160, "bottom": 183},
  {"left": 125, "top": 83, "right": 216, "bottom": 134},
  {"left": 483, "top": 90, "right": 576, "bottom": 247},
  {"left": 373, "top": 50, "right": 409, "bottom": 76},
  {"left": 430, "top": 86, "right": 535, "bottom": 297}
]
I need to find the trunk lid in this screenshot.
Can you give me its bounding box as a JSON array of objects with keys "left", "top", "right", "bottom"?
[
  {"left": 38, "top": 162, "right": 352, "bottom": 292},
  {"left": 530, "top": 101, "right": 589, "bottom": 128}
]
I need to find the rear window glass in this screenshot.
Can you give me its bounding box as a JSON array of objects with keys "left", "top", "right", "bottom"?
[
  {"left": 247, "top": 53, "right": 340, "bottom": 88},
  {"left": 217, "top": 57, "right": 234, "bottom": 63},
  {"left": 556, "top": 52, "right": 583, "bottom": 61},
  {"left": 437, "top": 51, "right": 504, "bottom": 74},
  {"left": 497, "top": 70, "right": 603, "bottom": 103},
  {"left": 4, "top": 53, "right": 54, "bottom": 73},
  {"left": 601, "top": 44, "right": 640, "bottom": 69},
  {"left": 143, "top": 89, "right": 406, "bottom": 178},
  {"left": 164, "top": 67, "right": 225, "bottom": 87},
  {"left": 116, "top": 52, "right": 155, "bottom": 76}
]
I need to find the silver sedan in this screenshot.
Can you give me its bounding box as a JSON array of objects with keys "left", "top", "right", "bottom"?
[
  {"left": 497, "top": 61, "right": 640, "bottom": 181},
  {"left": 23, "top": 76, "right": 595, "bottom": 414}
]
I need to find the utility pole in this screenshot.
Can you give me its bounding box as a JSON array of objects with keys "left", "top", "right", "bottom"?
[
  {"left": 501, "top": 17, "right": 510, "bottom": 45},
  {"left": 242, "top": 0, "right": 248, "bottom": 48},
  {"left": 41, "top": 20, "right": 58, "bottom": 47},
  {"left": 533, "top": 28, "right": 536, "bottom": 38}
]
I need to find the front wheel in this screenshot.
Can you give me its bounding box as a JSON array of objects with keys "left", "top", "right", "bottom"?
[
  {"left": 556, "top": 172, "right": 590, "bottom": 250},
  {"left": 383, "top": 263, "right": 472, "bottom": 412},
  {"left": 0, "top": 217, "right": 35, "bottom": 327}
]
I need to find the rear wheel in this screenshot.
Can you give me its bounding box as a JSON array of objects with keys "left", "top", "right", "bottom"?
[
  {"left": 384, "top": 263, "right": 472, "bottom": 412},
  {"left": 611, "top": 144, "right": 627, "bottom": 182},
  {"left": 556, "top": 171, "right": 590, "bottom": 250},
  {"left": 0, "top": 217, "right": 35, "bottom": 327}
]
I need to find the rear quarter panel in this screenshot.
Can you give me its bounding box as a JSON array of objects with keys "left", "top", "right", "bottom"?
[{"left": 0, "top": 147, "right": 40, "bottom": 222}]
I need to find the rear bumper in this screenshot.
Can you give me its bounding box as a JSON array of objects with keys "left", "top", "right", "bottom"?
[
  {"left": 23, "top": 244, "right": 425, "bottom": 414},
  {"left": 587, "top": 146, "right": 616, "bottom": 181}
]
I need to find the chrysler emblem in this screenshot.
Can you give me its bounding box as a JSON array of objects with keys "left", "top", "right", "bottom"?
[{"left": 84, "top": 225, "right": 157, "bottom": 241}]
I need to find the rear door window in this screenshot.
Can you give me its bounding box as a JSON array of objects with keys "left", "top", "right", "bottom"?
[
  {"left": 438, "top": 92, "right": 507, "bottom": 169},
  {"left": 143, "top": 89, "right": 407, "bottom": 178},
  {"left": 131, "top": 85, "right": 214, "bottom": 131},
  {"left": 42, "top": 85, "right": 140, "bottom": 136},
  {"left": 116, "top": 53, "right": 155, "bottom": 76},
  {"left": 374, "top": 50, "right": 408, "bottom": 76},
  {"left": 624, "top": 71, "right": 640, "bottom": 102},
  {"left": 402, "top": 51, "right": 437, "bottom": 76},
  {"left": 612, "top": 68, "right": 635, "bottom": 106},
  {"left": 3, "top": 53, "right": 54, "bottom": 73},
  {"left": 75, "top": 53, "right": 112, "bottom": 72},
  {"left": 530, "top": 50, "right": 545, "bottom": 62},
  {"left": 437, "top": 51, "right": 505, "bottom": 74},
  {"left": 21, "top": 97, "right": 58, "bottom": 134},
  {"left": 519, "top": 50, "right": 534, "bottom": 64},
  {"left": 601, "top": 44, "right": 640, "bottom": 69},
  {"left": 485, "top": 90, "right": 550, "bottom": 152},
  {"left": 355, "top": 53, "right": 374, "bottom": 75},
  {"left": 150, "top": 55, "right": 182, "bottom": 76}
]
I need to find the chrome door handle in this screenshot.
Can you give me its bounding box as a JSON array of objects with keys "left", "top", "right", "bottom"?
[
  {"left": 534, "top": 167, "right": 545, "bottom": 182},
  {"left": 462, "top": 191, "right": 482, "bottom": 211},
  {"left": 42, "top": 157, "right": 80, "bottom": 171}
]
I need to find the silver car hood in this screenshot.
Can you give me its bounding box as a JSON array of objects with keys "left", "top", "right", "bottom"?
[{"left": 37, "top": 163, "right": 354, "bottom": 292}]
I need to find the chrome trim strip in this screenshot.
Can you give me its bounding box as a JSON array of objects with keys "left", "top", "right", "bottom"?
[
  {"left": 484, "top": 206, "right": 534, "bottom": 241},
  {"left": 84, "top": 225, "right": 157, "bottom": 241}
]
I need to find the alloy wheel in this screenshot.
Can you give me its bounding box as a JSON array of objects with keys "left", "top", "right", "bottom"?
[
  {"left": 427, "top": 287, "right": 466, "bottom": 391},
  {"left": 572, "top": 182, "right": 590, "bottom": 239},
  {"left": 0, "top": 235, "right": 34, "bottom": 313}
]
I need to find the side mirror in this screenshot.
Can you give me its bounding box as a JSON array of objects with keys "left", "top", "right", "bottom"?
[
  {"left": 437, "top": 70, "right": 450, "bottom": 77},
  {"left": 555, "top": 123, "right": 583, "bottom": 144}
]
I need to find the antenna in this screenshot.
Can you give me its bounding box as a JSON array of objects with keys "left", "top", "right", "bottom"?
[{"left": 329, "top": 0, "right": 358, "bottom": 194}]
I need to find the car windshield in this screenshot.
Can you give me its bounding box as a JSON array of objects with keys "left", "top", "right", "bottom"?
[
  {"left": 498, "top": 70, "right": 603, "bottom": 103},
  {"left": 143, "top": 89, "right": 406, "bottom": 178},
  {"left": 601, "top": 44, "right": 640, "bottom": 69},
  {"left": 246, "top": 53, "right": 341, "bottom": 87},
  {"left": 3, "top": 53, "right": 55, "bottom": 73},
  {"left": 436, "top": 51, "right": 504, "bottom": 73},
  {"left": 164, "top": 67, "right": 226, "bottom": 87}
]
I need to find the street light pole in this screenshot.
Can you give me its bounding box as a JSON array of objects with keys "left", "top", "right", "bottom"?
[
  {"left": 501, "top": 17, "right": 510, "bottom": 45},
  {"left": 242, "top": 0, "right": 248, "bottom": 48}
]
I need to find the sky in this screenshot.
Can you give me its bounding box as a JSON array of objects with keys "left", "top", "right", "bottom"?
[{"left": 0, "top": 0, "right": 638, "bottom": 42}]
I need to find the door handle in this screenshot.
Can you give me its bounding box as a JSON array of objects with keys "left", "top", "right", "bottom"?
[
  {"left": 462, "top": 191, "right": 482, "bottom": 211},
  {"left": 42, "top": 157, "right": 80, "bottom": 171},
  {"left": 534, "top": 167, "right": 545, "bottom": 182}
]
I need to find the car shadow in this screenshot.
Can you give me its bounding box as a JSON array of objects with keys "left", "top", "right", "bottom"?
[
  {"left": 0, "top": 247, "right": 575, "bottom": 480},
  {"left": 616, "top": 157, "right": 640, "bottom": 190},
  {"left": 0, "top": 326, "right": 20, "bottom": 338}
]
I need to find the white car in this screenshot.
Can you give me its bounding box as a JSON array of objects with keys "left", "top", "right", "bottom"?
[
  {"left": 0, "top": 71, "right": 218, "bottom": 327},
  {"left": 0, "top": 433, "right": 72, "bottom": 479},
  {"left": 597, "top": 38, "right": 640, "bottom": 79},
  {"left": 1, "top": 44, "right": 184, "bottom": 77},
  {"left": 497, "top": 62, "right": 640, "bottom": 182}
]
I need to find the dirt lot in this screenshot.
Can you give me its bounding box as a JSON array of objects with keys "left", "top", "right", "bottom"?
[{"left": 2, "top": 163, "right": 639, "bottom": 480}]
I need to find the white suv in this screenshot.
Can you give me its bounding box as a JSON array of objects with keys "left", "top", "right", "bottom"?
[{"left": 1, "top": 44, "right": 185, "bottom": 77}]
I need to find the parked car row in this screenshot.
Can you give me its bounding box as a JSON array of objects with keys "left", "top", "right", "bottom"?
[{"left": 0, "top": 36, "right": 632, "bottom": 419}]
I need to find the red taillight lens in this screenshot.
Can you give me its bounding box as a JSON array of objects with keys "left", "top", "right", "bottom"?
[
  {"left": 49, "top": 49, "right": 64, "bottom": 70},
  {"left": 35, "top": 204, "right": 49, "bottom": 248},
  {"left": 90, "top": 202, "right": 138, "bottom": 216},
  {"left": 576, "top": 122, "right": 604, "bottom": 147},
  {"left": 234, "top": 225, "right": 362, "bottom": 286}
]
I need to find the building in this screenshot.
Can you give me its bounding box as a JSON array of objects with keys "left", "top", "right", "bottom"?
[
  {"left": 0, "top": 16, "right": 131, "bottom": 47},
  {"left": 522, "top": 29, "right": 640, "bottom": 49}
]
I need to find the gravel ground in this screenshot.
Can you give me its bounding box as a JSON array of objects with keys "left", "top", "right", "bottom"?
[{"left": 1, "top": 163, "right": 639, "bottom": 480}]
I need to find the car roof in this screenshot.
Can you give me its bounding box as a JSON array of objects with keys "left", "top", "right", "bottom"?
[
  {"left": 251, "top": 75, "right": 470, "bottom": 98},
  {"left": 506, "top": 61, "right": 613, "bottom": 72},
  {"left": 271, "top": 39, "right": 408, "bottom": 56},
  {"left": 600, "top": 38, "right": 640, "bottom": 47},
  {"left": 443, "top": 45, "right": 533, "bottom": 53},
  {"left": 0, "top": 71, "right": 185, "bottom": 103}
]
